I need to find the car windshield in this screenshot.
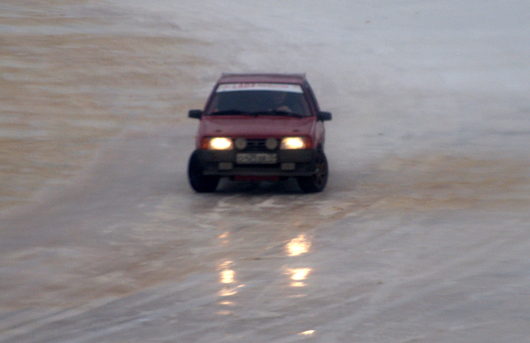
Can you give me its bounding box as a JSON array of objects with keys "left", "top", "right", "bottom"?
[{"left": 207, "top": 84, "right": 311, "bottom": 117}]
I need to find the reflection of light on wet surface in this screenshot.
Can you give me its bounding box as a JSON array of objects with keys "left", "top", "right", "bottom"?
[
  {"left": 217, "top": 260, "right": 245, "bottom": 298},
  {"left": 220, "top": 269, "right": 236, "bottom": 284},
  {"left": 218, "top": 284, "right": 245, "bottom": 297},
  {"left": 218, "top": 260, "right": 236, "bottom": 284},
  {"left": 218, "top": 232, "right": 230, "bottom": 245},
  {"left": 285, "top": 234, "right": 312, "bottom": 257},
  {"left": 216, "top": 310, "right": 233, "bottom": 316},
  {"left": 289, "top": 268, "right": 311, "bottom": 281},
  {"left": 218, "top": 300, "right": 235, "bottom": 306},
  {"left": 298, "top": 330, "right": 316, "bottom": 336},
  {"left": 286, "top": 268, "right": 312, "bottom": 288},
  {"left": 219, "top": 288, "right": 237, "bottom": 297},
  {"left": 218, "top": 260, "right": 233, "bottom": 269},
  {"left": 217, "top": 299, "right": 235, "bottom": 316}
]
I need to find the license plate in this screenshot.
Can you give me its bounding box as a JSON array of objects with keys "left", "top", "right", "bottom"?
[{"left": 236, "top": 153, "right": 277, "bottom": 164}]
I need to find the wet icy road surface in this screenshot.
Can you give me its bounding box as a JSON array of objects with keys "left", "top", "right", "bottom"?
[{"left": 1, "top": 0, "right": 530, "bottom": 342}]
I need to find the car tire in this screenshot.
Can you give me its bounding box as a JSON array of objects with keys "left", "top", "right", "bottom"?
[
  {"left": 188, "top": 151, "right": 220, "bottom": 193},
  {"left": 297, "top": 150, "right": 328, "bottom": 193}
]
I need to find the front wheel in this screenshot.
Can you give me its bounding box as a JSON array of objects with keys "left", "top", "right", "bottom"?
[
  {"left": 297, "top": 151, "right": 328, "bottom": 193},
  {"left": 188, "top": 152, "right": 219, "bottom": 193}
]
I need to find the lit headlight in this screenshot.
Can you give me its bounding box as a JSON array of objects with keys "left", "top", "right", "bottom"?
[
  {"left": 281, "top": 137, "right": 306, "bottom": 150},
  {"left": 208, "top": 137, "right": 233, "bottom": 150}
]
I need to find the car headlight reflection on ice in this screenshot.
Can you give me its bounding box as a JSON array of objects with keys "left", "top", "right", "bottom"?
[{"left": 280, "top": 137, "right": 307, "bottom": 150}]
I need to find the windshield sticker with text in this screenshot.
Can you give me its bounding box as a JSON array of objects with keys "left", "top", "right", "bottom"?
[{"left": 217, "top": 83, "right": 303, "bottom": 93}]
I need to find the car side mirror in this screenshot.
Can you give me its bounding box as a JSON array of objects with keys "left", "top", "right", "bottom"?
[
  {"left": 317, "top": 111, "right": 332, "bottom": 121},
  {"left": 188, "top": 109, "right": 203, "bottom": 119}
]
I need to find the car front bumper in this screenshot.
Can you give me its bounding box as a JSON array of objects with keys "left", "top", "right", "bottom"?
[{"left": 194, "top": 149, "right": 318, "bottom": 176}]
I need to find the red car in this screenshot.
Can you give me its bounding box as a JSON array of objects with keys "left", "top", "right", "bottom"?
[{"left": 188, "top": 73, "right": 332, "bottom": 193}]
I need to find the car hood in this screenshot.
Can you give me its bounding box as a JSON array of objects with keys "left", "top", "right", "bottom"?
[{"left": 199, "top": 115, "right": 315, "bottom": 137}]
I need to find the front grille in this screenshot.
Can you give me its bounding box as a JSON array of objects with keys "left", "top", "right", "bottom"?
[{"left": 245, "top": 139, "right": 267, "bottom": 151}]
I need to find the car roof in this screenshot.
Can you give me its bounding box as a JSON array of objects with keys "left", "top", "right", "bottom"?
[{"left": 218, "top": 73, "right": 307, "bottom": 85}]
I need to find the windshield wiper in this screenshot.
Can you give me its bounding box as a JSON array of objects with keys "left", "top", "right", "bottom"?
[
  {"left": 209, "top": 109, "right": 246, "bottom": 116},
  {"left": 249, "top": 110, "right": 305, "bottom": 118}
]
